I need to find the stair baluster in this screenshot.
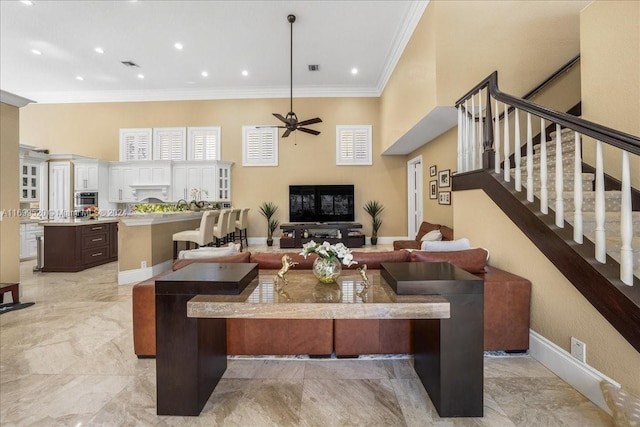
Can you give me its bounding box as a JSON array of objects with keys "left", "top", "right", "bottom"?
[
  {"left": 504, "top": 103, "right": 511, "bottom": 182},
  {"left": 514, "top": 109, "right": 522, "bottom": 191},
  {"left": 540, "top": 118, "right": 549, "bottom": 214},
  {"left": 573, "top": 132, "right": 583, "bottom": 244},
  {"left": 620, "top": 151, "right": 634, "bottom": 285},
  {"left": 526, "top": 113, "right": 534, "bottom": 202},
  {"left": 595, "top": 140, "right": 607, "bottom": 263},
  {"left": 555, "top": 124, "right": 564, "bottom": 227},
  {"left": 494, "top": 99, "right": 501, "bottom": 174}
]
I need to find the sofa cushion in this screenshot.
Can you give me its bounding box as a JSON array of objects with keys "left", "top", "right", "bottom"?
[
  {"left": 440, "top": 225, "right": 454, "bottom": 241},
  {"left": 420, "top": 229, "right": 442, "bottom": 241},
  {"left": 346, "top": 250, "right": 411, "bottom": 269},
  {"left": 415, "top": 221, "right": 441, "bottom": 242},
  {"left": 172, "top": 251, "right": 251, "bottom": 271},
  {"left": 410, "top": 248, "right": 488, "bottom": 273},
  {"left": 249, "top": 252, "right": 317, "bottom": 269},
  {"left": 178, "top": 243, "right": 240, "bottom": 259},
  {"left": 421, "top": 238, "right": 470, "bottom": 252}
]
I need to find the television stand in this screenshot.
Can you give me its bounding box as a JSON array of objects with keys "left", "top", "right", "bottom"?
[{"left": 279, "top": 222, "right": 364, "bottom": 249}]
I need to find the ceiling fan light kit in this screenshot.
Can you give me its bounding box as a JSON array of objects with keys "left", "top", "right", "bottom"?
[{"left": 271, "top": 14, "right": 322, "bottom": 138}]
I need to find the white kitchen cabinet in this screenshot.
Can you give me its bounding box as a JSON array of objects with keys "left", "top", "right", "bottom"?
[
  {"left": 74, "top": 161, "right": 99, "bottom": 191},
  {"left": 20, "top": 159, "right": 40, "bottom": 202},
  {"left": 187, "top": 127, "right": 220, "bottom": 160},
  {"left": 119, "top": 128, "right": 152, "bottom": 161},
  {"left": 108, "top": 164, "right": 136, "bottom": 203},
  {"left": 20, "top": 223, "right": 43, "bottom": 260},
  {"left": 49, "top": 161, "right": 72, "bottom": 218},
  {"left": 172, "top": 163, "right": 216, "bottom": 202},
  {"left": 216, "top": 161, "right": 232, "bottom": 202}
]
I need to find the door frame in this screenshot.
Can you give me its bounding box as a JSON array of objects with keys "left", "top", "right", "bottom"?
[{"left": 407, "top": 155, "right": 423, "bottom": 239}]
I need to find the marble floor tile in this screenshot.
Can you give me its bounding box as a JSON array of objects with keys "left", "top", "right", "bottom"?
[{"left": 0, "top": 259, "right": 613, "bottom": 426}]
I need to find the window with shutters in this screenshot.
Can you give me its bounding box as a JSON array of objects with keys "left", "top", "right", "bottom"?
[
  {"left": 119, "top": 128, "right": 152, "bottom": 161},
  {"left": 336, "top": 125, "right": 372, "bottom": 165},
  {"left": 187, "top": 127, "right": 220, "bottom": 160},
  {"left": 153, "top": 127, "right": 187, "bottom": 160},
  {"left": 242, "top": 126, "right": 278, "bottom": 166}
]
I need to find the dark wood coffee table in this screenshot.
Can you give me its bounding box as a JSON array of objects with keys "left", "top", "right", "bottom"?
[
  {"left": 155, "top": 262, "right": 258, "bottom": 416},
  {"left": 381, "top": 262, "right": 484, "bottom": 417}
]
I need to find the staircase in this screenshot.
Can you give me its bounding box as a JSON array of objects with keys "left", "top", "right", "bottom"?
[{"left": 515, "top": 127, "right": 640, "bottom": 279}]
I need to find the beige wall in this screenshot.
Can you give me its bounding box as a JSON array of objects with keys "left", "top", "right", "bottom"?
[
  {"left": 580, "top": 0, "right": 640, "bottom": 189},
  {"left": 0, "top": 102, "right": 20, "bottom": 283},
  {"left": 455, "top": 189, "right": 640, "bottom": 396},
  {"left": 21, "top": 97, "right": 407, "bottom": 240}
]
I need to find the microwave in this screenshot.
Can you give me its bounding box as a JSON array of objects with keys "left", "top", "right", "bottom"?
[{"left": 75, "top": 191, "right": 98, "bottom": 208}]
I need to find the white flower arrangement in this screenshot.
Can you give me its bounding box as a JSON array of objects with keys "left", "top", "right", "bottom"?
[{"left": 300, "top": 240, "right": 357, "bottom": 267}]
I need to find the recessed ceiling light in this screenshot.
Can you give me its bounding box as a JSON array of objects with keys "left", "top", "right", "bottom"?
[
  {"left": 94, "top": 47, "right": 104, "bottom": 54},
  {"left": 21, "top": 1, "right": 33, "bottom": 6},
  {"left": 137, "top": 74, "right": 144, "bottom": 79},
  {"left": 241, "top": 70, "right": 249, "bottom": 77},
  {"left": 351, "top": 68, "right": 358, "bottom": 75},
  {"left": 201, "top": 71, "right": 209, "bottom": 77},
  {"left": 31, "top": 49, "right": 42, "bottom": 55},
  {"left": 76, "top": 76, "right": 84, "bottom": 81},
  {"left": 174, "top": 42, "right": 183, "bottom": 50}
]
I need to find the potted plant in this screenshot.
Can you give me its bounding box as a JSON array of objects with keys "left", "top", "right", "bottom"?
[
  {"left": 363, "top": 200, "right": 384, "bottom": 245},
  {"left": 259, "top": 202, "right": 279, "bottom": 246}
]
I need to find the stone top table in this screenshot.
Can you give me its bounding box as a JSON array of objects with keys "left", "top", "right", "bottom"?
[
  {"left": 157, "top": 264, "right": 482, "bottom": 418},
  {"left": 188, "top": 270, "right": 450, "bottom": 320}
]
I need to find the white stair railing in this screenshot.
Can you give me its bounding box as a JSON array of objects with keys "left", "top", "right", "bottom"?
[{"left": 456, "top": 71, "right": 637, "bottom": 286}]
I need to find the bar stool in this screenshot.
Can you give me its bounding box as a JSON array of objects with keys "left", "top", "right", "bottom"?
[
  {"left": 235, "top": 208, "right": 250, "bottom": 250},
  {"left": 225, "top": 208, "right": 240, "bottom": 244},
  {"left": 172, "top": 210, "right": 217, "bottom": 259},
  {"left": 212, "top": 209, "right": 231, "bottom": 246}
]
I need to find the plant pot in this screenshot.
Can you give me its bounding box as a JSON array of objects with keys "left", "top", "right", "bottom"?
[
  {"left": 266, "top": 238, "right": 273, "bottom": 247},
  {"left": 312, "top": 257, "right": 342, "bottom": 284},
  {"left": 371, "top": 237, "right": 378, "bottom": 245}
]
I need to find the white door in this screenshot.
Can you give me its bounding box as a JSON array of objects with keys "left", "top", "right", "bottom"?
[{"left": 407, "top": 155, "right": 423, "bottom": 239}]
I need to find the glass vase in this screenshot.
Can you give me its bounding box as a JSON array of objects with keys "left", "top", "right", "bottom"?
[{"left": 312, "top": 257, "right": 342, "bottom": 284}]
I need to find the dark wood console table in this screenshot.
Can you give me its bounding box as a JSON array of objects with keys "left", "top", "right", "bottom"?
[
  {"left": 279, "top": 222, "right": 364, "bottom": 248},
  {"left": 155, "top": 263, "right": 484, "bottom": 418}
]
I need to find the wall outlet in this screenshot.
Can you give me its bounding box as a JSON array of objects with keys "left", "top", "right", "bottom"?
[
  {"left": 571, "top": 337, "right": 586, "bottom": 363},
  {"left": 141, "top": 260, "right": 147, "bottom": 269}
]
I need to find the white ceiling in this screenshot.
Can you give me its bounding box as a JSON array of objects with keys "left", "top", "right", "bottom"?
[{"left": 0, "top": 0, "right": 427, "bottom": 104}]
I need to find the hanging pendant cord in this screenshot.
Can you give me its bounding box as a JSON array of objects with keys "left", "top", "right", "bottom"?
[{"left": 290, "top": 17, "right": 293, "bottom": 113}]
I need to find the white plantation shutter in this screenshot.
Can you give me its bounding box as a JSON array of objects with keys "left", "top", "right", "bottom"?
[
  {"left": 153, "top": 127, "right": 186, "bottom": 160},
  {"left": 188, "top": 127, "right": 220, "bottom": 160},
  {"left": 336, "top": 125, "right": 372, "bottom": 165},
  {"left": 242, "top": 126, "right": 278, "bottom": 166},
  {"left": 119, "top": 128, "right": 152, "bottom": 161}
]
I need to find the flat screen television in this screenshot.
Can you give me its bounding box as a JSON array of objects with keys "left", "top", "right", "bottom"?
[{"left": 289, "top": 185, "right": 355, "bottom": 222}]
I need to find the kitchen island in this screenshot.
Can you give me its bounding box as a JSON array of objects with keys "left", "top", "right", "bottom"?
[
  {"left": 117, "top": 211, "right": 211, "bottom": 285},
  {"left": 41, "top": 217, "right": 119, "bottom": 272}
]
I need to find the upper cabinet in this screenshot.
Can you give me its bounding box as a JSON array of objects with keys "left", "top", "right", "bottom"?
[
  {"left": 74, "top": 160, "right": 99, "bottom": 191},
  {"left": 119, "top": 128, "right": 152, "bottom": 161},
  {"left": 20, "top": 160, "right": 40, "bottom": 202}
]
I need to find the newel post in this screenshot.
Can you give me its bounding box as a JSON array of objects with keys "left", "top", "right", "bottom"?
[{"left": 482, "top": 88, "right": 495, "bottom": 170}]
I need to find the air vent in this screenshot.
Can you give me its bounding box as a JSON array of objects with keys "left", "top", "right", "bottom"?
[
  {"left": 308, "top": 64, "right": 319, "bottom": 71},
  {"left": 121, "top": 60, "right": 140, "bottom": 68}
]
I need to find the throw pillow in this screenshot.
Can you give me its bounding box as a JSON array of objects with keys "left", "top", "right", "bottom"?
[
  {"left": 410, "top": 248, "right": 488, "bottom": 273},
  {"left": 178, "top": 243, "right": 239, "bottom": 259},
  {"left": 421, "top": 230, "right": 442, "bottom": 242},
  {"left": 420, "top": 238, "right": 471, "bottom": 252}
]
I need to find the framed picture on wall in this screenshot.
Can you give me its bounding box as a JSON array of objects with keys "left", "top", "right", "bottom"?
[
  {"left": 429, "top": 180, "right": 437, "bottom": 199},
  {"left": 429, "top": 165, "right": 437, "bottom": 177},
  {"left": 438, "top": 191, "right": 451, "bottom": 205},
  {"left": 438, "top": 169, "right": 451, "bottom": 188}
]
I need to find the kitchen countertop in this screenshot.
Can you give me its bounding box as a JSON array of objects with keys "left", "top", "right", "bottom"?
[{"left": 40, "top": 217, "right": 119, "bottom": 226}]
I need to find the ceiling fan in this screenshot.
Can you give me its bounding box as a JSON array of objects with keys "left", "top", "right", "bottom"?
[{"left": 270, "top": 14, "right": 322, "bottom": 138}]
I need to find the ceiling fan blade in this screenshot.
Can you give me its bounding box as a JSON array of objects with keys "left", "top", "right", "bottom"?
[
  {"left": 297, "top": 117, "right": 322, "bottom": 126},
  {"left": 273, "top": 113, "right": 287, "bottom": 123},
  {"left": 255, "top": 125, "right": 286, "bottom": 129},
  {"left": 282, "top": 129, "right": 292, "bottom": 138},
  {"left": 298, "top": 127, "right": 320, "bottom": 136}
]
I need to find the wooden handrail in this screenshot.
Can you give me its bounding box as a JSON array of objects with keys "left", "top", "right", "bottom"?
[{"left": 456, "top": 71, "right": 640, "bottom": 156}]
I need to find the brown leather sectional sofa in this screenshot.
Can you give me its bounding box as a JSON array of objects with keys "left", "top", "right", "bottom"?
[{"left": 132, "top": 249, "right": 531, "bottom": 357}]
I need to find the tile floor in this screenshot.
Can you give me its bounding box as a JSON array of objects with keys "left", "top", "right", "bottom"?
[{"left": 0, "top": 253, "right": 613, "bottom": 426}]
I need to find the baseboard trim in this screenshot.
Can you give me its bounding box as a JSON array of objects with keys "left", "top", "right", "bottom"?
[
  {"left": 529, "top": 329, "right": 619, "bottom": 414},
  {"left": 117, "top": 259, "right": 173, "bottom": 285}
]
